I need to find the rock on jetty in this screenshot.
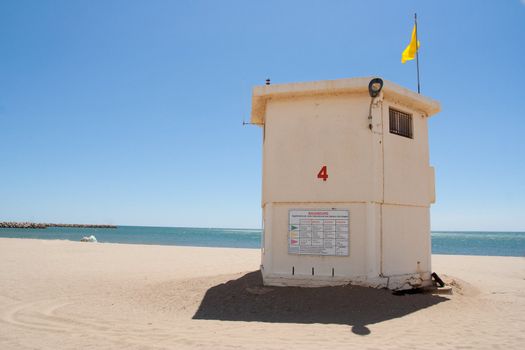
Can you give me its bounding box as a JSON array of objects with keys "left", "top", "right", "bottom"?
[{"left": 0, "top": 222, "right": 117, "bottom": 229}]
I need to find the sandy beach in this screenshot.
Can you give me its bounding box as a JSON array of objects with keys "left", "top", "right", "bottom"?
[{"left": 0, "top": 238, "right": 523, "bottom": 349}]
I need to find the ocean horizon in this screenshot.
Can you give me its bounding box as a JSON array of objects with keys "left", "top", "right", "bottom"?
[{"left": 0, "top": 226, "right": 524, "bottom": 257}]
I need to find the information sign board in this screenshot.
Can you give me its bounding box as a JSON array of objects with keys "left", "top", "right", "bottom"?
[{"left": 288, "top": 209, "right": 349, "bottom": 256}]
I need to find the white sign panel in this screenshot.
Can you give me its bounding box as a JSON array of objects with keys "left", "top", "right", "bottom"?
[{"left": 288, "top": 209, "right": 349, "bottom": 256}]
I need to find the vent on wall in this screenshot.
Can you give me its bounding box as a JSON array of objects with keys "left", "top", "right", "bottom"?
[{"left": 389, "top": 108, "right": 413, "bottom": 139}]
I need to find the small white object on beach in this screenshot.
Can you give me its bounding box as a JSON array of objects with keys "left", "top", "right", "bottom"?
[{"left": 80, "top": 235, "right": 97, "bottom": 243}]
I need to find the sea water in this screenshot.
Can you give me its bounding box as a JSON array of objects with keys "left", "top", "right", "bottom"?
[{"left": 0, "top": 226, "right": 524, "bottom": 257}]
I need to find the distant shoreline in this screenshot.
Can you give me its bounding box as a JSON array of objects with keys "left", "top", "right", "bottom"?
[{"left": 0, "top": 222, "right": 117, "bottom": 229}]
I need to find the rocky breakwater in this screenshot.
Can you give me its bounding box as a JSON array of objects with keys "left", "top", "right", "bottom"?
[{"left": 0, "top": 222, "right": 117, "bottom": 229}]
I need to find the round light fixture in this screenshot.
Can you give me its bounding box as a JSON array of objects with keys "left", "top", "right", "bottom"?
[{"left": 368, "top": 78, "right": 383, "bottom": 98}]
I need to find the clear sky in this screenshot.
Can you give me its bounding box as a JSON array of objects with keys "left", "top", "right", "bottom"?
[{"left": 1, "top": 1, "right": 524, "bottom": 230}]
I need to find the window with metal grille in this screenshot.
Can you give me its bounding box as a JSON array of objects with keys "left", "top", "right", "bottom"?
[{"left": 389, "top": 108, "right": 413, "bottom": 139}]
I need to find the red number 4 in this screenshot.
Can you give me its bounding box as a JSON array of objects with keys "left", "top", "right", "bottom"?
[{"left": 317, "top": 166, "right": 328, "bottom": 181}]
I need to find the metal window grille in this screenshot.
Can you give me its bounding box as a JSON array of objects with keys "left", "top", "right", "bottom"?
[{"left": 389, "top": 108, "right": 413, "bottom": 139}]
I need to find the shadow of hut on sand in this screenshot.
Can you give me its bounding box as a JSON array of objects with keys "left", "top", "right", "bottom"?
[{"left": 193, "top": 270, "right": 448, "bottom": 335}]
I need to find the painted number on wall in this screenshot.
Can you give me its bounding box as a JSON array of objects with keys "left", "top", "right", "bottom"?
[{"left": 317, "top": 166, "right": 328, "bottom": 181}]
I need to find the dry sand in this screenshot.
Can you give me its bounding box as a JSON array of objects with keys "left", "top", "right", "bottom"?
[{"left": 0, "top": 238, "right": 523, "bottom": 349}]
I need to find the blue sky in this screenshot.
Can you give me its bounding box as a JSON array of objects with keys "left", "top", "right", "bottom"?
[{"left": 1, "top": 1, "right": 524, "bottom": 230}]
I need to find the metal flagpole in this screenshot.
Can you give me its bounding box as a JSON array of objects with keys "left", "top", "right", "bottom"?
[{"left": 414, "top": 13, "right": 421, "bottom": 94}]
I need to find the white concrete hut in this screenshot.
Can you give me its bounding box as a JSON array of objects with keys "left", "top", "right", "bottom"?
[{"left": 251, "top": 77, "right": 441, "bottom": 290}]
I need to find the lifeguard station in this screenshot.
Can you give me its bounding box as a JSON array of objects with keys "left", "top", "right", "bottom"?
[{"left": 251, "top": 77, "right": 440, "bottom": 290}]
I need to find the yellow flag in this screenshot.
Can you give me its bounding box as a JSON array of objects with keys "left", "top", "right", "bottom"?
[{"left": 401, "top": 24, "right": 420, "bottom": 63}]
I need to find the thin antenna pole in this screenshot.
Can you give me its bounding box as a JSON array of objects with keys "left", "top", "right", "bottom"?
[{"left": 414, "top": 13, "right": 421, "bottom": 94}]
